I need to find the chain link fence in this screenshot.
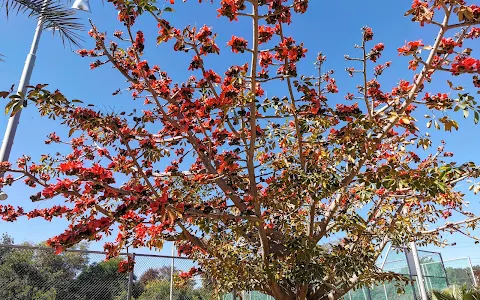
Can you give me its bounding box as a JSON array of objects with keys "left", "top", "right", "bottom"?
[
  {"left": 346, "top": 246, "right": 451, "bottom": 300},
  {"left": 0, "top": 243, "right": 215, "bottom": 300},
  {"left": 2, "top": 243, "right": 475, "bottom": 300},
  {"left": 443, "top": 257, "right": 478, "bottom": 288}
]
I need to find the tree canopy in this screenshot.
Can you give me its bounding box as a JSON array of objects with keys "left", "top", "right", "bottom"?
[{"left": 1, "top": 0, "right": 480, "bottom": 299}]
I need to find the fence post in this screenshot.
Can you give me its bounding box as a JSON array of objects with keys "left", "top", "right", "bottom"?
[
  {"left": 439, "top": 252, "right": 449, "bottom": 286},
  {"left": 468, "top": 257, "right": 477, "bottom": 286},
  {"left": 410, "top": 242, "right": 429, "bottom": 300},
  {"left": 127, "top": 253, "right": 135, "bottom": 300},
  {"left": 170, "top": 243, "right": 175, "bottom": 300}
]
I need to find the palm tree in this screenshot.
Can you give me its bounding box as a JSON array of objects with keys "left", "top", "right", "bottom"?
[
  {"left": 1, "top": 0, "right": 84, "bottom": 47},
  {"left": 432, "top": 285, "right": 480, "bottom": 300}
]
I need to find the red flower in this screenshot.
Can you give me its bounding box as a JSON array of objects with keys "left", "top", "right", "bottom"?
[
  {"left": 58, "top": 161, "right": 83, "bottom": 174},
  {"left": 217, "top": 0, "right": 241, "bottom": 21},
  {"left": 423, "top": 92, "right": 453, "bottom": 110},
  {"left": 392, "top": 80, "right": 413, "bottom": 95},
  {"left": 196, "top": 25, "right": 212, "bottom": 42},
  {"left": 227, "top": 36, "right": 248, "bottom": 53},
  {"left": 203, "top": 70, "right": 222, "bottom": 84},
  {"left": 437, "top": 38, "right": 461, "bottom": 55},
  {"left": 133, "top": 31, "right": 144, "bottom": 52},
  {"left": 258, "top": 25, "right": 275, "bottom": 44},
  {"left": 118, "top": 256, "right": 135, "bottom": 273},
  {"left": 407, "top": 0, "right": 432, "bottom": 26},
  {"left": 466, "top": 27, "right": 480, "bottom": 39},
  {"left": 369, "top": 43, "right": 384, "bottom": 62},
  {"left": 451, "top": 56, "right": 480, "bottom": 75},
  {"left": 326, "top": 78, "right": 338, "bottom": 93},
  {"left": 259, "top": 52, "right": 274, "bottom": 68},
  {"left": 293, "top": 0, "right": 309, "bottom": 13},
  {"left": 408, "top": 59, "right": 419, "bottom": 71},
  {"left": 398, "top": 40, "right": 424, "bottom": 56},
  {"left": 374, "top": 61, "right": 391, "bottom": 76},
  {"left": 363, "top": 27, "right": 374, "bottom": 41}
]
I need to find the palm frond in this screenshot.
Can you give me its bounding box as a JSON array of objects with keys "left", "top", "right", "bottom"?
[
  {"left": 1, "top": 0, "right": 84, "bottom": 47},
  {"left": 432, "top": 290, "right": 456, "bottom": 300}
]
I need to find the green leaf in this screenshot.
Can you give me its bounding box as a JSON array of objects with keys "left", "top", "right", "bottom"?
[
  {"left": 9, "top": 101, "right": 23, "bottom": 117},
  {"left": 464, "top": 109, "right": 470, "bottom": 119},
  {"left": 4, "top": 100, "right": 15, "bottom": 115},
  {"left": 163, "top": 7, "right": 175, "bottom": 12},
  {"left": 432, "top": 290, "right": 455, "bottom": 300},
  {"left": 474, "top": 111, "right": 479, "bottom": 124}
]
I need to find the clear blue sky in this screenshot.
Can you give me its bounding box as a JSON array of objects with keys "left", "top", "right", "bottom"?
[{"left": 0, "top": 0, "right": 479, "bottom": 266}]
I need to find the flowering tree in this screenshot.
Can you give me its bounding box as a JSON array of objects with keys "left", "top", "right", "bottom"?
[{"left": 1, "top": 0, "right": 480, "bottom": 299}]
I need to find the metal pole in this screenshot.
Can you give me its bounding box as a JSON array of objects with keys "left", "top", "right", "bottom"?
[
  {"left": 232, "top": 289, "right": 237, "bottom": 300},
  {"left": 170, "top": 243, "right": 175, "bottom": 300},
  {"left": 127, "top": 253, "right": 135, "bottom": 300},
  {"left": 468, "top": 257, "right": 477, "bottom": 286},
  {"left": 365, "top": 287, "right": 373, "bottom": 300},
  {"left": 0, "top": 0, "right": 46, "bottom": 169},
  {"left": 404, "top": 247, "right": 418, "bottom": 300},
  {"left": 410, "top": 242, "right": 429, "bottom": 300}
]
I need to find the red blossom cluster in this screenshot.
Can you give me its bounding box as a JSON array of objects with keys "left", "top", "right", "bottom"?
[
  {"left": 423, "top": 93, "right": 453, "bottom": 110},
  {"left": 217, "top": 0, "right": 246, "bottom": 21},
  {"left": 363, "top": 27, "right": 373, "bottom": 41},
  {"left": 274, "top": 37, "right": 307, "bottom": 66},
  {"left": 178, "top": 267, "right": 199, "bottom": 280},
  {"left": 391, "top": 80, "right": 413, "bottom": 96},
  {"left": 437, "top": 37, "right": 462, "bottom": 55},
  {"left": 227, "top": 36, "right": 248, "bottom": 53},
  {"left": 406, "top": 0, "right": 433, "bottom": 26},
  {"left": 467, "top": 27, "right": 480, "bottom": 39},
  {"left": 258, "top": 25, "right": 276, "bottom": 44},
  {"left": 118, "top": 255, "right": 135, "bottom": 273},
  {"left": 26, "top": 205, "right": 69, "bottom": 221},
  {"left": 450, "top": 55, "right": 480, "bottom": 75},
  {"left": 0, "top": 204, "right": 24, "bottom": 221},
  {"left": 374, "top": 61, "right": 392, "bottom": 76},
  {"left": 397, "top": 40, "right": 424, "bottom": 56},
  {"left": 368, "top": 43, "right": 385, "bottom": 62},
  {"left": 335, "top": 103, "right": 362, "bottom": 122}
]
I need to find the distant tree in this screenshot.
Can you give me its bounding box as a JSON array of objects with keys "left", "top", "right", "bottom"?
[
  {"left": 68, "top": 257, "right": 129, "bottom": 300},
  {"left": 137, "top": 279, "right": 211, "bottom": 300},
  {"left": 0, "top": 232, "right": 15, "bottom": 259},
  {"left": 140, "top": 266, "right": 176, "bottom": 285},
  {"left": 447, "top": 267, "right": 476, "bottom": 288},
  {"left": 0, "top": 234, "right": 88, "bottom": 300}
]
